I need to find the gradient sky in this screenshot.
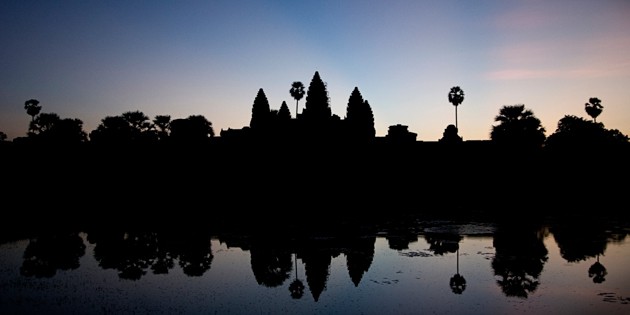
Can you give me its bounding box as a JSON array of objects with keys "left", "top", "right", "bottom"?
[{"left": 2, "top": 0, "right": 629, "bottom": 141}]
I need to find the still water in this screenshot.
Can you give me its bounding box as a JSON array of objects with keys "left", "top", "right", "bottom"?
[{"left": 1, "top": 217, "right": 629, "bottom": 314}]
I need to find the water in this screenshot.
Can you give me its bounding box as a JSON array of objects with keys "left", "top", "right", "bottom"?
[{"left": 1, "top": 217, "right": 629, "bottom": 314}]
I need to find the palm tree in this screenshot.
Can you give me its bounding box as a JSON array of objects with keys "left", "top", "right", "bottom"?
[
  {"left": 448, "top": 86, "right": 464, "bottom": 129},
  {"left": 584, "top": 97, "right": 603, "bottom": 123},
  {"left": 24, "top": 99, "right": 42, "bottom": 133},
  {"left": 290, "top": 81, "right": 305, "bottom": 118},
  {"left": 490, "top": 104, "right": 546, "bottom": 149}
]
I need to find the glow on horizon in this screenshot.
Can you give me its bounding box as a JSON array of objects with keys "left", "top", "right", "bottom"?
[{"left": 1, "top": 1, "right": 628, "bottom": 142}]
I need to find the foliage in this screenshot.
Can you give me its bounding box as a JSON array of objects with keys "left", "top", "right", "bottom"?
[
  {"left": 448, "top": 86, "right": 464, "bottom": 107},
  {"left": 27, "top": 112, "right": 87, "bottom": 144},
  {"left": 545, "top": 115, "right": 628, "bottom": 151},
  {"left": 290, "top": 81, "right": 305, "bottom": 117},
  {"left": 89, "top": 110, "right": 157, "bottom": 145},
  {"left": 448, "top": 86, "right": 465, "bottom": 128},
  {"left": 171, "top": 115, "right": 214, "bottom": 143},
  {"left": 490, "top": 104, "right": 546, "bottom": 149},
  {"left": 24, "top": 99, "right": 42, "bottom": 121},
  {"left": 584, "top": 97, "right": 603, "bottom": 122},
  {"left": 153, "top": 115, "right": 171, "bottom": 141}
]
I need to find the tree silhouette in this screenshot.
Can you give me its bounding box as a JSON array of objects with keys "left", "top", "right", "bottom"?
[
  {"left": 448, "top": 86, "right": 464, "bottom": 129},
  {"left": 153, "top": 115, "right": 171, "bottom": 141},
  {"left": 0, "top": 131, "right": 6, "bottom": 142},
  {"left": 584, "top": 97, "right": 603, "bottom": 123},
  {"left": 89, "top": 110, "right": 157, "bottom": 145},
  {"left": 170, "top": 115, "right": 215, "bottom": 143},
  {"left": 290, "top": 81, "right": 305, "bottom": 118},
  {"left": 28, "top": 112, "right": 87, "bottom": 144},
  {"left": 490, "top": 104, "right": 546, "bottom": 149},
  {"left": 24, "top": 99, "right": 42, "bottom": 124},
  {"left": 29, "top": 112, "right": 61, "bottom": 137},
  {"left": 545, "top": 115, "right": 629, "bottom": 151}
]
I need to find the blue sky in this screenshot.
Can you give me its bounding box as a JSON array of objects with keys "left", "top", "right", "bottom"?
[{"left": 1, "top": 0, "right": 629, "bottom": 141}]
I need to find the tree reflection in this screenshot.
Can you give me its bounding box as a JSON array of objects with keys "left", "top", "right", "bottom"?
[
  {"left": 449, "top": 248, "right": 466, "bottom": 294},
  {"left": 424, "top": 232, "right": 465, "bottom": 294},
  {"left": 289, "top": 253, "right": 305, "bottom": 299},
  {"left": 550, "top": 219, "right": 609, "bottom": 263},
  {"left": 250, "top": 239, "right": 292, "bottom": 287},
  {"left": 20, "top": 232, "right": 86, "bottom": 278},
  {"left": 89, "top": 231, "right": 158, "bottom": 280},
  {"left": 384, "top": 219, "right": 420, "bottom": 250},
  {"left": 87, "top": 230, "right": 213, "bottom": 280},
  {"left": 424, "top": 232, "right": 461, "bottom": 256},
  {"left": 170, "top": 231, "right": 214, "bottom": 277},
  {"left": 491, "top": 221, "right": 548, "bottom": 298},
  {"left": 588, "top": 254, "right": 607, "bottom": 284}
]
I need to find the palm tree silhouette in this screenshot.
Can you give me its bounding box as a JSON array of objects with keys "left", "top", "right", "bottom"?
[
  {"left": 24, "top": 99, "right": 41, "bottom": 121},
  {"left": 448, "top": 86, "right": 464, "bottom": 129},
  {"left": 584, "top": 97, "right": 603, "bottom": 123},
  {"left": 290, "top": 81, "right": 305, "bottom": 118}
]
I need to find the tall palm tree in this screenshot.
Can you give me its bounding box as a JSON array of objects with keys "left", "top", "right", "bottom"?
[
  {"left": 448, "top": 86, "right": 464, "bottom": 129},
  {"left": 584, "top": 97, "right": 603, "bottom": 123},
  {"left": 24, "top": 99, "right": 42, "bottom": 124},
  {"left": 290, "top": 81, "right": 305, "bottom": 118}
]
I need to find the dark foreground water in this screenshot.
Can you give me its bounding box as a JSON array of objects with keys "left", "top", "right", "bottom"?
[{"left": 1, "top": 216, "right": 629, "bottom": 315}]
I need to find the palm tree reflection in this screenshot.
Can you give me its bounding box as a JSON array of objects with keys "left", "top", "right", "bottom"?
[
  {"left": 289, "top": 253, "right": 305, "bottom": 299},
  {"left": 588, "top": 254, "right": 607, "bottom": 284},
  {"left": 450, "top": 248, "right": 466, "bottom": 294}
]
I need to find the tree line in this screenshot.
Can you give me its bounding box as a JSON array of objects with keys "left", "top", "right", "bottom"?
[{"left": 2, "top": 71, "right": 628, "bottom": 151}]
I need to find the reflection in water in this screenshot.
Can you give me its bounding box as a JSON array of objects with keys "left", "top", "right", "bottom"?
[
  {"left": 550, "top": 217, "right": 628, "bottom": 284},
  {"left": 344, "top": 236, "right": 376, "bottom": 287},
  {"left": 3, "top": 217, "right": 630, "bottom": 314},
  {"left": 289, "top": 253, "right": 305, "bottom": 299},
  {"left": 87, "top": 230, "right": 213, "bottom": 280},
  {"left": 450, "top": 248, "right": 466, "bottom": 294},
  {"left": 250, "top": 238, "right": 292, "bottom": 287},
  {"left": 491, "top": 221, "right": 548, "bottom": 299},
  {"left": 20, "top": 232, "right": 86, "bottom": 278},
  {"left": 589, "top": 254, "right": 607, "bottom": 283}
]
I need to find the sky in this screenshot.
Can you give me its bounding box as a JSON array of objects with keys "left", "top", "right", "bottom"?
[{"left": 1, "top": 0, "right": 629, "bottom": 141}]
